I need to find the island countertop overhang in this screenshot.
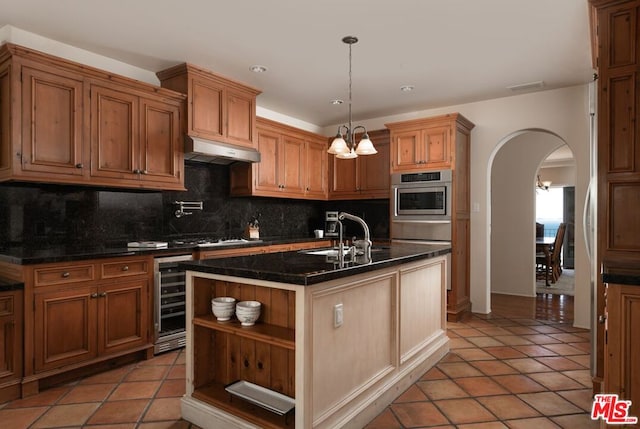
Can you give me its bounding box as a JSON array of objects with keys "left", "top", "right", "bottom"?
[{"left": 179, "top": 242, "right": 451, "bottom": 286}]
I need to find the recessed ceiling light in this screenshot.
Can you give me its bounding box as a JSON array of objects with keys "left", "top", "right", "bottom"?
[
  {"left": 507, "top": 80, "right": 545, "bottom": 91},
  {"left": 331, "top": 99, "right": 344, "bottom": 105},
  {"left": 249, "top": 65, "right": 267, "bottom": 73},
  {"left": 400, "top": 85, "right": 415, "bottom": 92}
]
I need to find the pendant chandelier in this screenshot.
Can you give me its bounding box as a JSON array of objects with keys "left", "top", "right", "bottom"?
[
  {"left": 327, "top": 36, "right": 377, "bottom": 159},
  {"left": 536, "top": 175, "right": 552, "bottom": 191}
]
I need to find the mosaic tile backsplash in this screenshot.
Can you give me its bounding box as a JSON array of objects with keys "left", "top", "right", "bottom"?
[{"left": 0, "top": 162, "right": 389, "bottom": 246}]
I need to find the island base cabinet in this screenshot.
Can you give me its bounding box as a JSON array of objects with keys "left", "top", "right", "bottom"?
[
  {"left": 188, "top": 278, "right": 296, "bottom": 428},
  {"left": 183, "top": 255, "right": 449, "bottom": 429}
]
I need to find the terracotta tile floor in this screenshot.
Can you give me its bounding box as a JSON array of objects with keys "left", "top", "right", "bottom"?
[{"left": 0, "top": 294, "right": 596, "bottom": 428}]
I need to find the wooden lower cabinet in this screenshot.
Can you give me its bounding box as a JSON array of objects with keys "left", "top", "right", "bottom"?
[
  {"left": 605, "top": 283, "right": 640, "bottom": 424},
  {"left": 33, "top": 278, "right": 149, "bottom": 373},
  {"left": 0, "top": 289, "right": 23, "bottom": 403},
  {"left": 24, "top": 255, "right": 153, "bottom": 396}
]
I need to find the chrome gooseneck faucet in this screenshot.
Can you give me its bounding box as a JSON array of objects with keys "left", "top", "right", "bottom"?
[{"left": 338, "top": 212, "right": 372, "bottom": 263}]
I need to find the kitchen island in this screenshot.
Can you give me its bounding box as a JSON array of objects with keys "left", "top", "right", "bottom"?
[{"left": 179, "top": 242, "right": 451, "bottom": 429}]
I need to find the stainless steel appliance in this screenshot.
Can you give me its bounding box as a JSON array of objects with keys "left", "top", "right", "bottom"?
[
  {"left": 392, "top": 169, "right": 452, "bottom": 219},
  {"left": 154, "top": 254, "right": 192, "bottom": 354},
  {"left": 325, "top": 211, "right": 340, "bottom": 238},
  {"left": 391, "top": 169, "right": 452, "bottom": 242}
]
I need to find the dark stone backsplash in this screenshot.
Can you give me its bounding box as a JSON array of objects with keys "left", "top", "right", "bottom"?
[{"left": 0, "top": 162, "right": 389, "bottom": 247}]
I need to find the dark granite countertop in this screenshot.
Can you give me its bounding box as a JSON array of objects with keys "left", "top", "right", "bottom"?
[
  {"left": 0, "top": 237, "right": 332, "bottom": 265},
  {"left": 602, "top": 260, "right": 640, "bottom": 286},
  {"left": 0, "top": 276, "right": 23, "bottom": 292},
  {"left": 179, "top": 242, "right": 451, "bottom": 286}
]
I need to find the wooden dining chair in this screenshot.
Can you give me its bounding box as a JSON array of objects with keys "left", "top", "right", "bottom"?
[{"left": 536, "top": 222, "right": 567, "bottom": 284}]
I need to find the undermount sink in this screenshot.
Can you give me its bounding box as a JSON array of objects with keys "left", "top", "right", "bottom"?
[
  {"left": 300, "top": 248, "right": 349, "bottom": 256},
  {"left": 300, "top": 247, "right": 387, "bottom": 256}
]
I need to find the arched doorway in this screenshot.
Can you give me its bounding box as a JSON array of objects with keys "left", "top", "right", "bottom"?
[{"left": 489, "top": 130, "right": 573, "bottom": 301}]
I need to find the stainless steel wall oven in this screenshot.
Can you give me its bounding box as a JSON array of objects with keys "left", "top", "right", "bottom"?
[{"left": 154, "top": 254, "right": 192, "bottom": 354}]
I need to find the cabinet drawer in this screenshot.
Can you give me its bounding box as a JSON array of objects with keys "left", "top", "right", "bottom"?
[
  {"left": 34, "top": 265, "right": 95, "bottom": 287},
  {"left": 0, "top": 294, "right": 14, "bottom": 316},
  {"left": 100, "top": 259, "right": 149, "bottom": 279}
]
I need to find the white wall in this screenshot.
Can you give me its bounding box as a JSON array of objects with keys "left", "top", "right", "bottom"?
[
  {"left": 491, "top": 132, "right": 565, "bottom": 296},
  {"left": 540, "top": 165, "right": 577, "bottom": 187}
]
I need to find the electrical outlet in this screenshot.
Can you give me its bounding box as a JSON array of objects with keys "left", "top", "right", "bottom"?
[{"left": 334, "top": 303, "right": 343, "bottom": 328}]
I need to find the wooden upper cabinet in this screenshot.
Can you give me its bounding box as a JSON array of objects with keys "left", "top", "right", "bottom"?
[
  {"left": 190, "top": 75, "right": 224, "bottom": 139},
  {"left": 140, "top": 97, "right": 182, "bottom": 185},
  {"left": 90, "top": 82, "right": 139, "bottom": 180},
  {"left": 157, "top": 63, "right": 261, "bottom": 149},
  {"left": 0, "top": 43, "right": 185, "bottom": 190},
  {"left": 230, "top": 117, "right": 328, "bottom": 200},
  {"left": 328, "top": 129, "right": 390, "bottom": 200},
  {"left": 386, "top": 113, "right": 473, "bottom": 173},
  {"left": 20, "top": 62, "right": 85, "bottom": 177},
  {"left": 305, "top": 138, "right": 328, "bottom": 198}
]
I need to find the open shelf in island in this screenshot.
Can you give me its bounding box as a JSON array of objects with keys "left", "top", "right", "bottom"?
[
  {"left": 192, "top": 380, "right": 295, "bottom": 429},
  {"left": 193, "top": 315, "right": 295, "bottom": 350}
]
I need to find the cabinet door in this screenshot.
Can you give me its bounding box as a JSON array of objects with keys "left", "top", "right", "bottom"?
[
  {"left": 0, "top": 290, "right": 22, "bottom": 384},
  {"left": 189, "top": 76, "right": 224, "bottom": 140},
  {"left": 305, "top": 139, "right": 328, "bottom": 198},
  {"left": 89, "top": 83, "right": 139, "bottom": 180},
  {"left": 20, "top": 65, "right": 84, "bottom": 176},
  {"left": 392, "top": 130, "right": 422, "bottom": 171},
  {"left": 254, "top": 128, "right": 281, "bottom": 193},
  {"left": 225, "top": 87, "right": 255, "bottom": 147},
  {"left": 329, "top": 155, "right": 359, "bottom": 199},
  {"left": 422, "top": 126, "right": 451, "bottom": 168},
  {"left": 139, "top": 97, "right": 183, "bottom": 186},
  {"left": 359, "top": 139, "right": 390, "bottom": 198},
  {"left": 34, "top": 286, "right": 97, "bottom": 372},
  {"left": 605, "top": 283, "right": 640, "bottom": 422},
  {"left": 98, "top": 279, "right": 149, "bottom": 355},
  {"left": 281, "top": 134, "right": 305, "bottom": 195}
]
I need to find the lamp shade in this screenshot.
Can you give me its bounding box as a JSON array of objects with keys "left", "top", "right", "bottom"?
[
  {"left": 355, "top": 134, "right": 377, "bottom": 155},
  {"left": 336, "top": 148, "right": 357, "bottom": 159},
  {"left": 328, "top": 136, "right": 349, "bottom": 155}
]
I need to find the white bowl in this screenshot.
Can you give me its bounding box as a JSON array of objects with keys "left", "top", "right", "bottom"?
[
  {"left": 211, "top": 297, "right": 236, "bottom": 321},
  {"left": 236, "top": 301, "right": 261, "bottom": 326}
]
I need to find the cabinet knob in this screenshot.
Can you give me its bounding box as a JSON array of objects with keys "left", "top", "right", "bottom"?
[
  {"left": 133, "top": 169, "right": 141, "bottom": 174},
  {"left": 90, "top": 293, "right": 98, "bottom": 298},
  {"left": 99, "top": 292, "right": 107, "bottom": 298},
  {"left": 142, "top": 170, "right": 148, "bottom": 175},
  {"left": 243, "top": 359, "right": 249, "bottom": 368},
  {"left": 122, "top": 265, "right": 129, "bottom": 271},
  {"left": 598, "top": 315, "right": 607, "bottom": 324},
  {"left": 62, "top": 272, "right": 70, "bottom": 278},
  {"left": 75, "top": 163, "right": 83, "bottom": 169}
]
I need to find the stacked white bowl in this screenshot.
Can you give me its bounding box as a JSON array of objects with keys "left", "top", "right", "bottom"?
[
  {"left": 235, "top": 300, "right": 261, "bottom": 326},
  {"left": 211, "top": 297, "right": 236, "bottom": 321}
]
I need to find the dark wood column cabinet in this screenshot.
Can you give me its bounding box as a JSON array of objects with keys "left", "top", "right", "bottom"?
[
  {"left": 590, "top": 0, "right": 640, "bottom": 394},
  {"left": 604, "top": 282, "right": 640, "bottom": 422},
  {"left": 0, "top": 43, "right": 185, "bottom": 190}
]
